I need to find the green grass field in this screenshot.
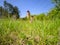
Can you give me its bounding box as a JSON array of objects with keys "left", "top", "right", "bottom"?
[{"left": 0, "top": 18, "right": 60, "bottom": 45}]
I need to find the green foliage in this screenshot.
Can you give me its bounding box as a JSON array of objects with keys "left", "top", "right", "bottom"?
[
  {"left": 34, "top": 13, "right": 46, "bottom": 20},
  {"left": 0, "top": 1, "right": 20, "bottom": 19},
  {"left": 46, "top": 0, "right": 60, "bottom": 20},
  {"left": 52, "top": 0, "right": 60, "bottom": 9},
  {"left": 47, "top": 8, "right": 60, "bottom": 19},
  {"left": 12, "top": 6, "right": 20, "bottom": 19},
  {"left": 0, "top": 6, "right": 8, "bottom": 18},
  {"left": 0, "top": 18, "right": 60, "bottom": 45}
]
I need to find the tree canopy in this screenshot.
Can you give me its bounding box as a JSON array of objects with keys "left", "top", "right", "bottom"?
[{"left": 0, "top": 0, "right": 20, "bottom": 19}]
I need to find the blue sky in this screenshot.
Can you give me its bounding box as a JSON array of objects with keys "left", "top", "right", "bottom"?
[{"left": 0, "top": 0, "right": 54, "bottom": 18}]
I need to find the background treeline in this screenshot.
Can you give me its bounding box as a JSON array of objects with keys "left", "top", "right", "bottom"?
[{"left": 0, "top": 1, "right": 19, "bottom": 19}]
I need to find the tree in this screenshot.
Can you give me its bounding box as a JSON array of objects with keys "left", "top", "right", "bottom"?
[
  {"left": 52, "top": 0, "right": 60, "bottom": 11},
  {"left": 0, "top": 6, "right": 2, "bottom": 16},
  {"left": 4, "top": 0, "right": 14, "bottom": 18},
  {"left": 4, "top": 1, "right": 20, "bottom": 18},
  {"left": 12, "top": 6, "right": 20, "bottom": 19},
  {"left": 52, "top": 0, "right": 60, "bottom": 9},
  {"left": 0, "top": 6, "right": 5, "bottom": 17}
]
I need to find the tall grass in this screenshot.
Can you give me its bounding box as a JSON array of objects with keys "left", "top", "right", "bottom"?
[{"left": 0, "top": 18, "right": 60, "bottom": 45}]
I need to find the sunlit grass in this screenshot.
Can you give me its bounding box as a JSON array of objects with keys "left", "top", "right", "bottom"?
[{"left": 0, "top": 18, "right": 60, "bottom": 45}]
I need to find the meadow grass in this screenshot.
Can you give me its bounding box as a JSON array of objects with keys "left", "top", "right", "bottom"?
[{"left": 0, "top": 18, "right": 60, "bottom": 45}]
